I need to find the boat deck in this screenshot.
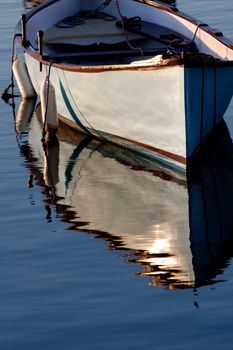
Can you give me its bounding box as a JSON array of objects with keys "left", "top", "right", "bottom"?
[{"left": 42, "top": 10, "right": 196, "bottom": 65}]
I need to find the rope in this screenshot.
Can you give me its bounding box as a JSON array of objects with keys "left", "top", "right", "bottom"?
[
  {"left": 56, "top": 0, "right": 114, "bottom": 28},
  {"left": 191, "top": 23, "right": 208, "bottom": 45},
  {"left": 114, "top": 0, "right": 144, "bottom": 56},
  {"left": 55, "top": 0, "right": 143, "bottom": 57}
]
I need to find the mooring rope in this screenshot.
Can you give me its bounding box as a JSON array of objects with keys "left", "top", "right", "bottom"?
[{"left": 191, "top": 23, "right": 208, "bottom": 45}]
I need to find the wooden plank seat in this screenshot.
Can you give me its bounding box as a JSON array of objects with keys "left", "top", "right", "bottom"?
[{"left": 116, "top": 17, "right": 197, "bottom": 52}]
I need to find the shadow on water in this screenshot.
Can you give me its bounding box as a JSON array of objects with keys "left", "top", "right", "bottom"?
[{"left": 13, "top": 97, "right": 233, "bottom": 290}]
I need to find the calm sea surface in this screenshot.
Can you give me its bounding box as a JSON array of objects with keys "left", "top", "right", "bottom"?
[{"left": 1, "top": 1, "right": 233, "bottom": 349}]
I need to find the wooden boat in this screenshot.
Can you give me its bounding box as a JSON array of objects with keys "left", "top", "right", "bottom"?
[
  {"left": 18, "top": 99, "right": 233, "bottom": 289},
  {"left": 15, "top": 0, "right": 233, "bottom": 173}
]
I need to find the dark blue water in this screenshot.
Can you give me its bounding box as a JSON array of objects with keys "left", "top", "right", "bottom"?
[{"left": 1, "top": 1, "right": 233, "bottom": 349}]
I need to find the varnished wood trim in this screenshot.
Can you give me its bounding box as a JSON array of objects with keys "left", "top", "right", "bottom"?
[
  {"left": 24, "top": 48, "right": 233, "bottom": 74},
  {"left": 26, "top": 49, "right": 184, "bottom": 72},
  {"left": 135, "top": 0, "right": 179, "bottom": 14}
]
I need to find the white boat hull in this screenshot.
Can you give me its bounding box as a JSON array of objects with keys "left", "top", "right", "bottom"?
[
  {"left": 25, "top": 52, "right": 233, "bottom": 172},
  {"left": 25, "top": 54, "right": 188, "bottom": 169},
  {"left": 15, "top": 0, "right": 233, "bottom": 172}
]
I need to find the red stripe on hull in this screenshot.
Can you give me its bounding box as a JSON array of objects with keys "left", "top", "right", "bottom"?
[{"left": 105, "top": 132, "right": 186, "bottom": 165}]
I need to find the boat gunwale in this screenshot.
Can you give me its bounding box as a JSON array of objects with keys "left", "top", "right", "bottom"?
[
  {"left": 23, "top": 45, "right": 183, "bottom": 72},
  {"left": 22, "top": 42, "right": 233, "bottom": 73}
]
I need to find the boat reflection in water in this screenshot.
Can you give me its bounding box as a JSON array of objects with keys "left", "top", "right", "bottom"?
[{"left": 18, "top": 100, "right": 233, "bottom": 289}]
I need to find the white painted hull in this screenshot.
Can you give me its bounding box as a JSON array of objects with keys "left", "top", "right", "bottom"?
[
  {"left": 25, "top": 52, "right": 233, "bottom": 172},
  {"left": 17, "top": 0, "right": 233, "bottom": 172},
  {"left": 25, "top": 53, "right": 187, "bottom": 171}
]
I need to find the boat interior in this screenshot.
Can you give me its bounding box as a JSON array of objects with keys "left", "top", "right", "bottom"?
[
  {"left": 41, "top": 5, "right": 197, "bottom": 65},
  {"left": 24, "top": 0, "right": 233, "bottom": 65}
]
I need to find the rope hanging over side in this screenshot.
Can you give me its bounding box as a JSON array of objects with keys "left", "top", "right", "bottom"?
[{"left": 191, "top": 23, "right": 208, "bottom": 45}]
